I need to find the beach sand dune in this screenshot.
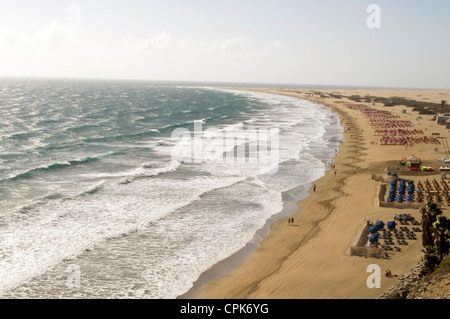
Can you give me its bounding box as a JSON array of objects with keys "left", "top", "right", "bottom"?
[{"left": 194, "top": 88, "right": 450, "bottom": 299}]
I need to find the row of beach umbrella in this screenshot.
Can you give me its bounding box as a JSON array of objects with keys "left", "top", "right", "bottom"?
[
  {"left": 368, "top": 220, "right": 397, "bottom": 243},
  {"left": 387, "top": 180, "right": 416, "bottom": 203}
]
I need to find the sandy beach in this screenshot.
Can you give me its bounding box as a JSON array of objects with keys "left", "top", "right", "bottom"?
[{"left": 193, "top": 88, "right": 450, "bottom": 299}]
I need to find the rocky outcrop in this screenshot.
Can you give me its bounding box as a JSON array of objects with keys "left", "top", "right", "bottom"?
[{"left": 380, "top": 261, "right": 450, "bottom": 299}]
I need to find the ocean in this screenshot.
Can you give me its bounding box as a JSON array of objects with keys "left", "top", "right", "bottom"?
[{"left": 0, "top": 78, "right": 342, "bottom": 298}]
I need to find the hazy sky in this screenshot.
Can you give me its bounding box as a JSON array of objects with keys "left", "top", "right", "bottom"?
[{"left": 0, "top": 0, "right": 449, "bottom": 89}]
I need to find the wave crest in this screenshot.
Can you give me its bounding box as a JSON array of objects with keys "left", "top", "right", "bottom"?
[{"left": 7, "top": 156, "right": 101, "bottom": 182}]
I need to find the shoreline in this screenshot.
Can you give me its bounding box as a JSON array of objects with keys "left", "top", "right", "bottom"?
[
  {"left": 178, "top": 88, "right": 343, "bottom": 299},
  {"left": 177, "top": 184, "right": 313, "bottom": 299},
  {"left": 178, "top": 89, "right": 342, "bottom": 299},
  {"left": 191, "top": 88, "right": 450, "bottom": 299}
]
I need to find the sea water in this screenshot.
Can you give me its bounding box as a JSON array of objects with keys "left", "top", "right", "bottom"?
[{"left": 0, "top": 78, "right": 342, "bottom": 298}]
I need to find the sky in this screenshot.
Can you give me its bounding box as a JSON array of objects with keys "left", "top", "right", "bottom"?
[{"left": 0, "top": 0, "right": 449, "bottom": 89}]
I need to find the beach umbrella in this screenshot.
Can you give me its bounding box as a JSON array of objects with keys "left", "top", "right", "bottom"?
[
  {"left": 369, "top": 234, "right": 379, "bottom": 243},
  {"left": 375, "top": 221, "right": 385, "bottom": 230},
  {"left": 387, "top": 221, "right": 396, "bottom": 229},
  {"left": 369, "top": 225, "right": 378, "bottom": 234}
]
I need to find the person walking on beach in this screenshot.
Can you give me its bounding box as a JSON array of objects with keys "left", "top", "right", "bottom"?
[
  {"left": 290, "top": 217, "right": 294, "bottom": 225},
  {"left": 288, "top": 217, "right": 291, "bottom": 225},
  {"left": 313, "top": 184, "right": 316, "bottom": 192}
]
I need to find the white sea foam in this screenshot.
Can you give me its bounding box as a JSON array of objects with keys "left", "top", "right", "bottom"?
[
  {"left": 0, "top": 174, "right": 247, "bottom": 295},
  {"left": 0, "top": 84, "right": 342, "bottom": 298}
]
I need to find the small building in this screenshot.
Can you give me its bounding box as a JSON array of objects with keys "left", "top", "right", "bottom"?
[
  {"left": 408, "top": 155, "right": 422, "bottom": 171},
  {"left": 436, "top": 116, "right": 450, "bottom": 125},
  {"left": 385, "top": 166, "right": 400, "bottom": 179}
]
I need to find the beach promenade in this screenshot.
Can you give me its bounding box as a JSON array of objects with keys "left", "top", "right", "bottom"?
[{"left": 195, "top": 88, "right": 450, "bottom": 299}]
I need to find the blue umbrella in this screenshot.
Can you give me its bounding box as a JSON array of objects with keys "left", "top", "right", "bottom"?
[
  {"left": 369, "top": 234, "right": 379, "bottom": 243},
  {"left": 375, "top": 221, "right": 385, "bottom": 229},
  {"left": 387, "top": 221, "right": 396, "bottom": 229},
  {"left": 369, "top": 225, "right": 378, "bottom": 234}
]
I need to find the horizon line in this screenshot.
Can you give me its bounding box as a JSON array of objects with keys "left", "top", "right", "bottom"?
[{"left": 1, "top": 74, "right": 449, "bottom": 92}]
